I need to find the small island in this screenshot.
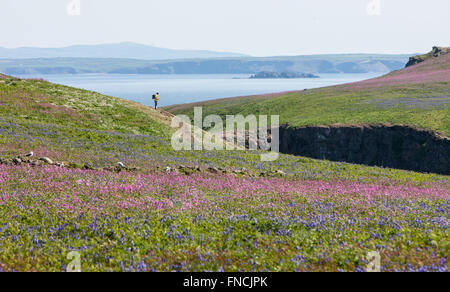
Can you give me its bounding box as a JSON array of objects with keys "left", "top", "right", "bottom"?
[{"left": 249, "top": 71, "right": 319, "bottom": 79}]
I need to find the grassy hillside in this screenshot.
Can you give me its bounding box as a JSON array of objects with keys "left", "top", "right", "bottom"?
[
  {"left": 0, "top": 69, "right": 448, "bottom": 272},
  {"left": 166, "top": 48, "right": 450, "bottom": 136},
  {"left": 2, "top": 74, "right": 446, "bottom": 182}
]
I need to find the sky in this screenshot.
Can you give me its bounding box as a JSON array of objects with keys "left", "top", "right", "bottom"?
[{"left": 1, "top": 0, "right": 449, "bottom": 56}]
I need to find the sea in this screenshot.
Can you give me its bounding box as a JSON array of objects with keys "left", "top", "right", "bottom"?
[{"left": 15, "top": 73, "right": 384, "bottom": 107}]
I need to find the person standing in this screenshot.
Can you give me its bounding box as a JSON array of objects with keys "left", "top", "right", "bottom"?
[{"left": 152, "top": 92, "right": 159, "bottom": 109}]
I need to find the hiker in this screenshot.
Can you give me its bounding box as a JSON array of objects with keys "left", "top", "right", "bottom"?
[{"left": 152, "top": 92, "right": 159, "bottom": 109}]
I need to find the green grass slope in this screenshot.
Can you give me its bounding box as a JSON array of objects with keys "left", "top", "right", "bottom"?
[
  {"left": 0, "top": 73, "right": 448, "bottom": 184},
  {"left": 166, "top": 48, "right": 450, "bottom": 136},
  {"left": 1, "top": 73, "right": 449, "bottom": 273},
  {"left": 0, "top": 76, "right": 175, "bottom": 167}
]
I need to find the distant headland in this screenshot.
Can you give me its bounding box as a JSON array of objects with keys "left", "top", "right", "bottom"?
[{"left": 249, "top": 71, "right": 319, "bottom": 79}]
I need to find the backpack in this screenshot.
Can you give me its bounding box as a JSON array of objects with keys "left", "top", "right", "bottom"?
[{"left": 152, "top": 94, "right": 156, "bottom": 100}]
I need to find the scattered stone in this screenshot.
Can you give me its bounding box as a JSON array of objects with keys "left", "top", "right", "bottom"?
[
  {"left": 83, "top": 163, "right": 94, "bottom": 170},
  {"left": 276, "top": 170, "right": 287, "bottom": 176},
  {"left": 207, "top": 166, "right": 219, "bottom": 174},
  {"left": 39, "top": 157, "right": 54, "bottom": 164},
  {"left": 118, "top": 162, "right": 125, "bottom": 168},
  {"left": 164, "top": 166, "right": 171, "bottom": 173},
  {"left": 178, "top": 165, "right": 192, "bottom": 175},
  {"left": 12, "top": 158, "right": 22, "bottom": 165}
]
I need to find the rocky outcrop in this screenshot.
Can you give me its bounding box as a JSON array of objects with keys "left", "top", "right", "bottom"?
[
  {"left": 279, "top": 124, "right": 450, "bottom": 174},
  {"left": 250, "top": 71, "right": 319, "bottom": 79},
  {"left": 39, "top": 157, "right": 54, "bottom": 164},
  {"left": 405, "top": 46, "right": 450, "bottom": 68}
]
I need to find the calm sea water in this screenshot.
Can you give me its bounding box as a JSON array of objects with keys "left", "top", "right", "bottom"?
[{"left": 16, "top": 73, "right": 384, "bottom": 107}]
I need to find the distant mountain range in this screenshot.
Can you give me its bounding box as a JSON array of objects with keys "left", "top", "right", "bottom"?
[
  {"left": 0, "top": 42, "right": 415, "bottom": 75},
  {"left": 0, "top": 54, "right": 412, "bottom": 75},
  {"left": 0, "top": 42, "right": 248, "bottom": 60}
]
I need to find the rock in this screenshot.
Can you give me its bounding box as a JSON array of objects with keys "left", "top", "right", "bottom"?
[
  {"left": 278, "top": 124, "right": 450, "bottom": 175},
  {"left": 207, "top": 167, "right": 219, "bottom": 173},
  {"left": 406, "top": 46, "right": 449, "bottom": 68},
  {"left": 187, "top": 166, "right": 201, "bottom": 172},
  {"left": 178, "top": 165, "right": 192, "bottom": 175},
  {"left": 39, "top": 157, "right": 53, "bottom": 164},
  {"left": 12, "top": 158, "right": 22, "bottom": 165},
  {"left": 217, "top": 167, "right": 228, "bottom": 173},
  {"left": 276, "top": 170, "right": 287, "bottom": 176},
  {"left": 164, "top": 166, "right": 171, "bottom": 173},
  {"left": 83, "top": 163, "right": 94, "bottom": 170}
]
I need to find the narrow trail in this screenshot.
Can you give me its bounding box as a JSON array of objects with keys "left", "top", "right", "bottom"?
[{"left": 157, "top": 108, "right": 176, "bottom": 121}]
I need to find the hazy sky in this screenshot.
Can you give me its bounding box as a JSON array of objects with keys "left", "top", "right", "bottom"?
[{"left": 1, "top": 0, "right": 449, "bottom": 56}]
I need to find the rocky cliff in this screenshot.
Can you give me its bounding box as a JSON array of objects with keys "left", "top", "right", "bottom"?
[
  {"left": 405, "top": 46, "right": 450, "bottom": 68},
  {"left": 279, "top": 124, "right": 450, "bottom": 174}
]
